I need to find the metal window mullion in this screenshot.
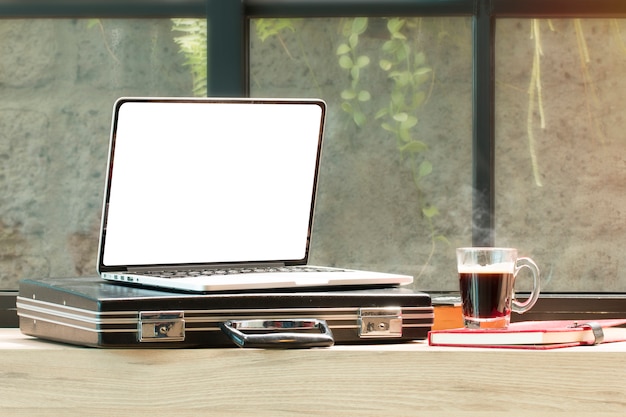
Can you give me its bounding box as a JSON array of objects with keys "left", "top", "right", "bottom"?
[
  {"left": 206, "top": 0, "right": 247, "bottom": 97},
  {"left": 472, "top": 0, "right": 495, "bottom": 247},
  {"left": 0, "top": 1, "right": 206, "bottom": 17},
  {"left": 245, "top": 0, "right": 474, "bottom": 17},
  {"left": 493, "top": 0, "right": 626, "bottom": 18}
]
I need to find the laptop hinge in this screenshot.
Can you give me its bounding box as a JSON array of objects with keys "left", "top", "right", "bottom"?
[{"left": 126, "top": 262, "right": 286, "bottom": 272}]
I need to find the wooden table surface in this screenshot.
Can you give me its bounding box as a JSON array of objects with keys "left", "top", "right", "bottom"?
[{"left": 1, "top": 328, "right": 625, "bottom": 416}]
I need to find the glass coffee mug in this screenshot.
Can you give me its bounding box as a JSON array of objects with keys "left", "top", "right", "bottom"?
[{"left": 456, "top": 247, "right": 541, "bottom": 329}]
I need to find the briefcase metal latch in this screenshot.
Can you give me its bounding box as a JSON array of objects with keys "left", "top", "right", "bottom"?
[
  {"left": 138, "top": 311, "right": 185, "bottom": 342},
  {"left": 358, "top": 307, "right": 403, "bottom": 338}
]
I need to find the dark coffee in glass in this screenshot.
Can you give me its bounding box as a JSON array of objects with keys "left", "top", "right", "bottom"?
[{"left": 459, "top": 271, "right": 514, "bottom": 321}]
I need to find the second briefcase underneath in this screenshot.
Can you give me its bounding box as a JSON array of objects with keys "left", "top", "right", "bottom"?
[{"left": 17, "top": 277, "right": 433, "bottom": 348}]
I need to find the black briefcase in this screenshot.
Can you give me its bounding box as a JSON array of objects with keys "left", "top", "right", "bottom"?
[{"left": 17, "top": 277, "right": 433, "bottom": 348}]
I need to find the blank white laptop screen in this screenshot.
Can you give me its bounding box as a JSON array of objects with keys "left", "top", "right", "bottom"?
[{"left": 101, "top": 99, "right": 322, "bottom": 267}]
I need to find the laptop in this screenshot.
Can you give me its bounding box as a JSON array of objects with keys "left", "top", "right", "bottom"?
[{"left": 97, "top": 97, "right": 413, "bottom": 292}]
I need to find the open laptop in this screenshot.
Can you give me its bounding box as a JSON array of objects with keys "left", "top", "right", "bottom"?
[{"left": 97, "top": 97, "right": 413, "bottom": 292}]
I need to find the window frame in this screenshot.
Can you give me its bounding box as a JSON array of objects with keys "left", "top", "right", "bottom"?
[{"left": 1, "top": 0, "right": 625, "bottom": 327}]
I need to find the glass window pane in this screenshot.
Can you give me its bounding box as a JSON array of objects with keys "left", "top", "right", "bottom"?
[
  {"left": 0, "top": 19, "right": 198, "bottom": 290},
  {"left": 495, "top": 19, "right": 626, "bottom": 292},
  {"left": 250, "top": 17, "right": 473, "bottom": 291}
]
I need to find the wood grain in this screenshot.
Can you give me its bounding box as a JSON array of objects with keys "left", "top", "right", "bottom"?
[{"left": 1, "top": 329, "right": 625, "bottom": 416}]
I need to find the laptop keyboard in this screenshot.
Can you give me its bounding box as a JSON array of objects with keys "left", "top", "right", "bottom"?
[{"left": 136, "top": 266, "right": 346, "bottom": 279}]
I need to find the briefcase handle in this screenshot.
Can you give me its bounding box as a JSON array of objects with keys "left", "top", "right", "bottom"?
[{"left": 219, "top": 318, "right": 334, "bottom": 349}]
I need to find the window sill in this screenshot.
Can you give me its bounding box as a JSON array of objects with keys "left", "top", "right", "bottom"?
[{"left": 1, "top": 328, "right": 625, "bottom": 416}]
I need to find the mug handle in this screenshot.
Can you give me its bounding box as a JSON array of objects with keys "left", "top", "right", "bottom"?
[{"left": 511, "top": 257, "right": 541, "bottom": 314}]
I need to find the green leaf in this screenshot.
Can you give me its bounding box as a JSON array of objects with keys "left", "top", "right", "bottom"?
[
  {"left": 418, "top": 160, "right": 433, "bottom": 178},
  {"left": 391, "top": 90, "right": 405, "bottom": 108},
  {"left": 338, "top": 55, "right": 354, "bottom": 69},
  {"left": 400, "top": 115, "right": 418, "bottom": 130},
  {"left": 387, "top": 18, "right": 405, "bottom": 35},
  {"left": 414, "top": 68, "right": 432, "bottom": 86},
  {"left": 422, "top": 205, "right": 440, "bottom": 219},
  {"left": 350, "top": 66, "right": 360, "bottom": 81},
  {"left": 414, "top": 52, "right": 426, "bottom": 67},
  {"left": 87, "top": 19, "right": 100, "bottom": 29},
  {"left": 352, "top": 17, "right": 368, "bottom": 35},
  {"left": 374, "top": 108, "right": 388, "bottom": 119},
  {"left": 341, "top": 89, "right": 357, "bottom": 100},
  {"left": 392, "top": 112, "right": 408, "bottom": 122},
  {"left": 254, "top": 18, "right": 295, "bottom": 42},
  {"left": 357, "top": 90, "right": 371, "bottom": 102},
  {"left": 381, "top": 122, "right": 397, "bottom": 133},
  {"left": 435, "top": 235, "right": 451, "bottom": 245},
  {"left": 395, "top": 43, "right": 409, "bottom": 62},
  {"left": 413, "top": 91, "right": 426, "bottom": 107},
  {"left": 341, "top": 102, "right": 353, "bottom": 113},
  {"left": 379, "top": 59, "right": 393, "bottom": 71},
  {"left": 392, "top": 31, "right": 407, "bottom": 40},
  {"left": 349, "top": 33, "right": 359, "bottom": 49},
  {"left": 382, "top": 40, "right": 397, "bottom": 53},
  {"left": 399, "top": 128, "right": 411, "bottom": 142},
  {"left": 353, "top": 110, "right": 367, "bottom": 127},
  {"left": 336, "top": 43, "right": 351, "bottom": 55},
  {"left": 389, "top": 71, "right": 412, "bottom": 87},
  {"left": 400, "top": 72, "right": 413, "bottom": 86},
  {"left": 399, "top": 140, "right": 427, "bottom": 154},
  {"left": 355, "top": 55, "right": 370, "bottom": 68}
]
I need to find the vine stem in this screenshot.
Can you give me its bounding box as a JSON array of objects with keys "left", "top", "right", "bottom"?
[
  {"left": 611, "top": 19, "right": 626, "bottom": 55},
  {"left": 294, "top": 31, "right": 323, "bottom": 97},
  {"left": 527, "top": 20, "right": 544, "bottom": 187},
  {"left": 574, "top": 19, "right": 605, "bottom": 143},
  {"left": 533, "top": 19, "right": 546, "bottom": 129},
  {"left": 409, "top": 158, "right": 440, "bottom": 282},
  {"left": 95, "top": 20, "right": 121, "bottom": 65},
  {"left": 414, "top": 217, "right": 437, "bottom": 282}
]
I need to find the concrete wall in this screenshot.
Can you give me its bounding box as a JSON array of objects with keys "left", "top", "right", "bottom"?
[{"left": 1, "top": 17, "right": 624, "bottom": 293}]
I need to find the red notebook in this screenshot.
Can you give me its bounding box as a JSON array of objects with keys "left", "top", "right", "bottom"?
[{"left": 428, "top": 319, "right": 626, "bottom": 349}]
